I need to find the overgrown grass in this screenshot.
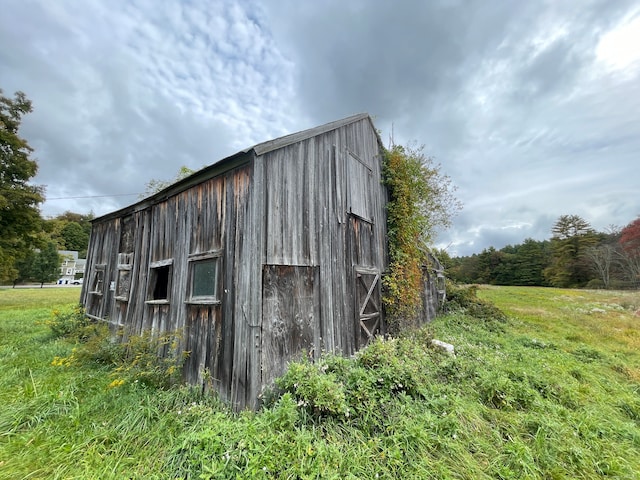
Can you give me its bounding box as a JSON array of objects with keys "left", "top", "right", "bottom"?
[{"left": 1, "top": 286, "right": 639, "bottom": 479}]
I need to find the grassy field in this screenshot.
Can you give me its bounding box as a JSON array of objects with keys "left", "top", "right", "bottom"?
[{"left": 1, "top": 286, "right": 639, "bottom": 479}]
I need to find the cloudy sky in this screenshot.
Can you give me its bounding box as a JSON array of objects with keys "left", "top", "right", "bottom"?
[{"left": 2, "top": 0, "right": 639, "bottom": 256}]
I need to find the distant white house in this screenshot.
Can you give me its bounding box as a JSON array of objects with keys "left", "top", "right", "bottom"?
[{"left": 58, "top": 250, "right": 86, "bottom": 284}]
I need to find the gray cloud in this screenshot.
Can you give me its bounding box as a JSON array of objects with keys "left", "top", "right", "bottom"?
[{"left": 1, "top": 0, "right": 638, "bottom": 256}]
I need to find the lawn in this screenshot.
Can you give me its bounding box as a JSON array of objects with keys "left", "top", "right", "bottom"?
[{"left": 0, "top": 285, "right": 639, "bottom": 479}]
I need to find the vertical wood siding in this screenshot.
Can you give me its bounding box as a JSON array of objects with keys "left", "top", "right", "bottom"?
[
  {"left": 259, "top": 117, "right": 387, "bottom": 366},
  {"left": 261, "top": 265, "right": 320, "bottom": 386},
  {"left": 82, "top": 116, "right": 389, "bottom": 410}
]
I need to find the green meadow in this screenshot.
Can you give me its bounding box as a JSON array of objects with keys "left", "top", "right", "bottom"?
[{"left": 1, "top": 285, "right": 639, "bottom": 479}]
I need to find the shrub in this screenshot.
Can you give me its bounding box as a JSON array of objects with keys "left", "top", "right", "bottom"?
[
  {"left": 49, "top": 314, "right": 188, "bottom": 390},
  {"left": 67, "top": 322, "right": 124, "bottom": 365},
  {"left": 276, "top": 358, "right": 349, "bottom": 419},
  {"left": 443, "top": 284, "right": 507, "bottom": 323},
  {"left": 44, "top": 304, "right": 91, "bottom": 338},
  {"left": 110, "top": 329, "right": 188, "bottom": 389},
  {"left": 586, "top": 279, "right": 605, "bottom": 289},
  {"left": 273, "top": 331, "right": 445, "bottom": 430}
]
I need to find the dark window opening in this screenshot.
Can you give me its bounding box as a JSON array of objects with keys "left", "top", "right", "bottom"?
[{"left": 151, "top": 265, "right": 171, "bottom": 300}]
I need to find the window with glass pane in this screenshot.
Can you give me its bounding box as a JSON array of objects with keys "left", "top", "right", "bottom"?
[{"left": 191, "top": 258, "right": 220, "bottom": 300}]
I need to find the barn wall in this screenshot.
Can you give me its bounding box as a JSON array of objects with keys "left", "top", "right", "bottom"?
[
  {"left": 83, "top": 115, "right": 389, "bottom": 410},
  {"left": 259, "top": 117, "right": 387, "bottom": 386},
  {"left": 82, "top": 220, "right": 120, "bottom": 321},
  {"left": 83, "top": 161, "right": 259, "bottom": 408}
]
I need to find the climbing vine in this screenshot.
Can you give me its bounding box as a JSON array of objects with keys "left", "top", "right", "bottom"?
[{"left": 382, "top": 144, "right": 460, "bottom": 328}]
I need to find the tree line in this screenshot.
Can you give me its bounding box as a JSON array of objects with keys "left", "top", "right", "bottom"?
[
  {"left": 442, "top": 214, "right": 640, "bottom": 289},
  {"left": 3, "top": 87, "right": 637, "bottom": 290},
  {"left": 1, "top": 88, "right": 93, "bottom": 286},
  {"left": 2, "top": 87, "right": 463, "bottom": 290}
]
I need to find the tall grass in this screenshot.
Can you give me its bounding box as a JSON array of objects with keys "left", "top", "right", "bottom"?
[{"left": 1, "top": 286, "right": 639, "bottom": 479}]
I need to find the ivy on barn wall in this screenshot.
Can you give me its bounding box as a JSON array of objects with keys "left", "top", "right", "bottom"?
[{"left": 382, "top": 144, "right": 460, "bottom": 330}]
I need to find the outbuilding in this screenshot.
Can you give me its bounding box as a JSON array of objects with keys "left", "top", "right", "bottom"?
[{"left": 82, "top": 113, "right": 401, "bottom": 409}]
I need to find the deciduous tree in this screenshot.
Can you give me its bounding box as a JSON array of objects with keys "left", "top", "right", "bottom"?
[
  {"left": 585, "top": 244, "right": 616, "bottom": 289},
  {"left": 31, "top": 241, "right": 60, "bottom": 287},
  {"left": 43, "top": 211, "right": 93, "bottom": 258},
  {"left": 0, "top": 89, "right": 44, "bottom": 283},
  {"left": 619, "top": 217, "right": 640, "bottom": 257},
  {"left": 618, "top": 217, "right": 640, "bottom": 287},
  {"left": 60, "top": 221, "right": 89, "bottom": 254},
  {"left": 140, "top": 166, "right": 195, "bottom": 198}
]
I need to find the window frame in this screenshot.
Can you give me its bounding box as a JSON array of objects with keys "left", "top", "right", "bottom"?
[
  {"left": 115, "top": 253, "right": 134, "bottom": 302},
  {"left": 346, "top": 149, "right": 374, "bottom": 223},
  {"left": 185, "top": 250, "right": 223, "bottom": 305},
  {"left": 89, "top": 264, "right": 106, "bottom": 296},
  {"left": 146, "top": 258, "right": 173, "bottom": 304}
]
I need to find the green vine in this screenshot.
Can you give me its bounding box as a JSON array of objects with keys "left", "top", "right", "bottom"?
[{"left": 382, "top": 144, "right": 459, "bottom": 330}]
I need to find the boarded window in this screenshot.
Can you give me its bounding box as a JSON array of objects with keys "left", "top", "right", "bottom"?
[
  {"left": 115, "top": 253, "right": 133, "bottom": 301},
  {"left": 119, "top": 215, "right": 136, "bottom": 252},
  {"left": 187, "top": 251, "right": 223, "bottom": 304},
  {"left": 147, "top": 259, "right": 173, "bottom": 302},
  {"left": 347, "top": 151, "right": 373, "bottom": 222},
  {"left": 116, "top": 270, "right": 132, "bottom": 300}
]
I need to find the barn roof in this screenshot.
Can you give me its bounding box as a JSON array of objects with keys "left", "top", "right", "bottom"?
[
  {"left": 251, "top": 112, "right": 372, "bottom": 155},
  {"left": 95, "top": 113, "right": 379, "bottom": 222}
]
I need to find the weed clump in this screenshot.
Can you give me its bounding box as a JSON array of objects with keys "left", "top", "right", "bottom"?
[
  {"left": 47, "top": 307, "right": 187, "bottom": 390},
  {"left": 44, "top": 304, "right": 92, "bottom": 338},
  {"left": 443, "top": 284, "right": 507, "bottom": 323},
  {"left": 110, "top": 329, "right": 188, "bottom": 389},
  {"left": 271, "top": 330, "right": 451, "bottom": 430}
]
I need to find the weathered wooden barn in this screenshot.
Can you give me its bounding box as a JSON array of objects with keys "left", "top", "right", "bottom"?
[{"left": 82, "top": 113, "right": 405, "bottom": 409}]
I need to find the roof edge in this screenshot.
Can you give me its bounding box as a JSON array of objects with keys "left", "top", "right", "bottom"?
[
  {"left": 93, "top": 151, "right": 252, "bottom": 223},
  {"left": 253, "top": 113, "right": 371, "bottom": 156},
  {"left": 93, "top": 112, "right": 379, "bottom": 223}
]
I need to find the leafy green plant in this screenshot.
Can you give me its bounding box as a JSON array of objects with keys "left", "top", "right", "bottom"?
[
  {"left": 110, "top": 329, "right": 188, "bottom": 389},
  {"left": 381, "top": 144, "right": 460, "bottom": 329},
  {"left": 444, "top": 283, "right": 507, "bottom": 323},
  {"left": 44, "top": 303, "right": 91, "bottom": 338},
  {"left": 48, "top": 315, "right": 187, "bottom": 390},
  {"left": 275, "top": 357, "right": 349, "bottom": 418}
]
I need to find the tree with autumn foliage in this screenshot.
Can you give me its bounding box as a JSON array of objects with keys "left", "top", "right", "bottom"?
[
  {"left": 381, "top": 144, "right": 461, "bottom": 328},
  {"left": 618, "top": 217, "right": 640, "bottom": 288}
]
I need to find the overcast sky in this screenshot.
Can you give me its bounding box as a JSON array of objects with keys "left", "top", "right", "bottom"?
[{"left": 2, "top": 0, "right": 639, "bottom": 256}]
